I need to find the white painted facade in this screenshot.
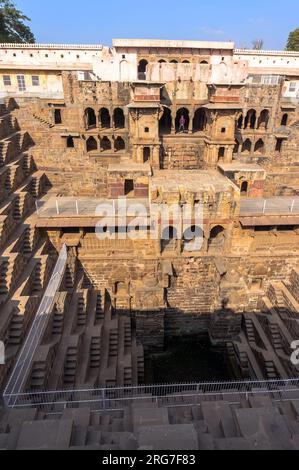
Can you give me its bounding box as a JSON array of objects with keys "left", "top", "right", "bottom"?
[{"left": 0, "top": 40, "right": 298, "bottom": 99}]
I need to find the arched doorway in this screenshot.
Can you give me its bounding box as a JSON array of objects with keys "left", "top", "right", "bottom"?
[
  {"left": 161, "top": 226, "right": 178, "bottom": 252},
  {"left": 241, "top": 181, "right": 248, "bottom": 197},
  {"left": 114, "top": 137, "right": 125, "bottom": 152},
  {"left": 86, "top": 136, "right": 98, "bottom": 152},
  {"left": 143, "top": 147, "right": 150, "bottom": 162},
  {"left": 258, "top": 110, "right": 269, "bottom": 129},
  {"left": 85, "top": 108, "right": 96, "bottom": 129},
  {"left": 100, "top": 108, "right": 111, "bottom": 128},
  {"left": 244, "top": 109, "right": 256, "bottom": 129},
  {"left": 254, "top": 139, "right": 265, "bottom": 154},
  {"left": 114, "top": 108, "right": 125, "bottom": 128},
  {"left": 159, "top": 107, "right": 172, "bottom": 134},
  {"left": 193, "top": 108, "right": 206, "bottom": 132},
  {"left": 138, "top": 59, "right": 148, "bottom": 80},
  {"left": 281, "top": 113, "right": 288, "bottom": 126},
  {"left": 100, "top": 136, "right": 112, "bottom": 152},
  {"left": 175, "top": 108, "right": 189, "bottom": 133},
  {"left": 242, "top": 139, "right": 252, "bottom": 153},
  {"left": 183, "top": 225, "right": 204, "bottom": 251},
  {"left": 209, "top": 226, "right": 226, "bottom": 251}
]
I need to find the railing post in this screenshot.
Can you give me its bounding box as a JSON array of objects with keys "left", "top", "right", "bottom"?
[
  {"left": 263, "top": 200, "right": 267, "bottom": 214},
  {"left": 75, "top": 200, "right": 79, "bottom": 215},
  {"left": 35, "top": 200, "right": 40, "bottom": 215},
  {"left": 56, "top": 199, "right": 60, "bottom": 215},
  {"left": 291, "top": 199, "right": 295, "bottom": 213},
  {"left": 102, "top": 389, "right": 106, "bottom": 410}
]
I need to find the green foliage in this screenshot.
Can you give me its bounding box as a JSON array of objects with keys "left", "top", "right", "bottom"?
[
  {"left": 286, "top": 28, "right": 299, "bottom": 51},
  {"left": 0, "top": 0, "right": 35, "bottom": 43}
]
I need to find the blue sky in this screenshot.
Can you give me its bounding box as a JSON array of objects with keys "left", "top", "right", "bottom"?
[{"left": 17, "top": 0, "right": 299, "bottom": 50}]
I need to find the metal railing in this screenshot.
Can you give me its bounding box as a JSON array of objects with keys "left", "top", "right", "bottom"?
[
  {"left": 35, "top": 197, "right": 150, "bottom": 219},
  {"left": 3, "top": 245, "right": 68, "bottom": 408},
  {"left": 240, "top": 197, "right": 299, "bottom": 216},
  {"left": 4, "top": 378, "right": 299, "bottom": 413}
]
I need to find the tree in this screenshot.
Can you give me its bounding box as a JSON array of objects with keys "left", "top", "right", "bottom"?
[
  {"left": 252, "top": 39, "right": 264, "bottom": 50},
  {"left": 0, "top": 0, "right": 35, "bottom": 43},
  {"left": 286, "top": 28, "right": 299, "bottom": 51}
]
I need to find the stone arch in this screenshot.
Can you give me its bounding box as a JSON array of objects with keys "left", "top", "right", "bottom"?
[
  {"left": 209, "top": 225, "right": 226, "bottom": 249},
  {"left": 244, "top": 109, "right": 257, "bottom": 129},
  {"left": 85, "top": 108, "right": 96, "bottom": 128},
  {"left": 99, "top": 108, "right": 111, "bottom": 128},
  {"left": 114, "top": 136, "right": 125, "bottom": 152},
  {"left": 175, "top": 108, "right": 189, "bottom": 133},
  {"left": 258, "top": 109, "right": 269, "bottom": 129},
  {"left": 115, "top": 281, "right": 127, "bottom": 295},
  {"left": 100, "top": 136, "right": 111, "bottom": 152},
  {"left": 86, "top": 136, "right": 98, "bottom": 152},
  {"left": 162, "top": 226, "right": 178, "bottom": 240},
  {"left": 183, "top": 225, "right": 204, "bottom": 251},
  {"left": 114, "top": 108, "right": 125, "bottom": 128},
  {"left": 138, "top": 59, "right": 148, "bottom": 79},
  {"left": 119, "top": 60, "right": 129, "bottom": 81},
  {"left": 193, "top": 108, "right": 207, "bottom": 132},
  {"left": 159, "top": 107, "right": 172, "bottom": 135},
  {"left": 254, "top": 139, "right": 265, "bottom": 154},
  {"left": 242, "top": 139, "right": 252, "bottom": 153},
  {"left": 161, "top": 226, "right": 178, "bottom": 252}
]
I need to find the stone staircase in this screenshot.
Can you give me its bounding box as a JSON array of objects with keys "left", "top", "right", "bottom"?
[
  {"left": 32, "top": 113, "right": 54, "bottom": 129},
  {"left": 227, "top": 270, "right": 299, "bottom": 380},
  {"left": 2, "top": 393, "right": 299, "bottom": 449},
  {"left": 0, "top": 104, "right": 54, "bottom": 388},
  {"left": 26, "top": 275, "right": 145, "bottom": 391}
]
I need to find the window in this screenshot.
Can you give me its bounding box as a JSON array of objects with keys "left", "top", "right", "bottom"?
[
  {"left": 261, "top": 75, "right": 280, "bottom": 85},
  {"left": 289, "top": 82, "right": 297, "bottom": 93},
  {"left": 32, "top": 75, "right": 40, "bottom": 86},
  {"left": 145, "top": 127, "right": 149, "bottom": 133},
  {"left": 122, "top": 54, "right": 126, "bottom": 59},
  {"left": 54, "top": 109, "right": 62, "bottom": 124},
  {"left": 67, "top": 136, "right": 74, "bottom": 148},
  {"left": 3, "top": 75, "right": 11, "bottom": 86},
  {"left": 17, "top": 75, "right": 26, "bottom": 92},
  {"left": 218, "top": 147, "right": 225, "bottom": 159},
  {"left": 275, "top": 138, "right": 283, "bottom": 153},
  {"left": 221, "top": 128, "right": 226, "bottom": 133},
  {"left": 125, "top": 179, "right": 134, "bottom": 196}
]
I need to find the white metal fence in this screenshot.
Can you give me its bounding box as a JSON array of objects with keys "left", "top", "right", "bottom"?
[
  {"left": 240, "top": 197, "right": 299, "bottom": 216},
  {"left": 4, "top": 378, "right": 299, "bottom": 413},
  {"left": 3, "top": 245, "right": 68, "bottom": 408}
]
